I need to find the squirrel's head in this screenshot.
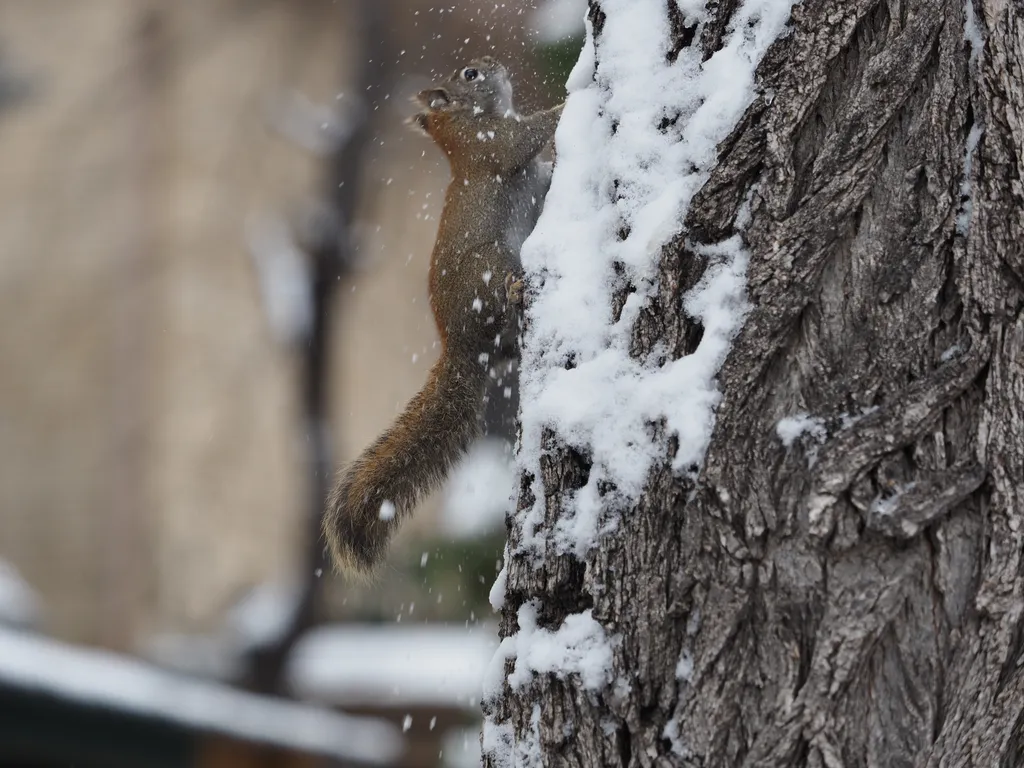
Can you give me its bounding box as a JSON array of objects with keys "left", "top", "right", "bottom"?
[{"left": 408, "top": 56, "right": 514, "bottom": 138}]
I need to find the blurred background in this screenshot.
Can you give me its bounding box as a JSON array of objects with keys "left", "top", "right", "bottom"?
[{"left": 0, "top": 0, "right": 583, "bottom": 765}]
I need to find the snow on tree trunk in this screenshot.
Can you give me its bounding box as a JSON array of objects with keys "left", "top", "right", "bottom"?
[{"left": 484, "top": 0, "right": 1024, "bottom": 765}]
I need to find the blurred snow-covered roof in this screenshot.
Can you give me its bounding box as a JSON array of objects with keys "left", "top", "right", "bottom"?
[
  {"left": 0, "top": 626, "right": 401, "bottom": 764},
  {"left": 0, "top": 559, "right": 40, "bottom": 629},
  {"left": 145, "top": 630, "right": 243, "bottom": 681},
  {"left": 146, "top": 580, "right": 304, "bottom": 680},
  {"left": 288, "top": 624, "right": 498, "bottom": 710}
]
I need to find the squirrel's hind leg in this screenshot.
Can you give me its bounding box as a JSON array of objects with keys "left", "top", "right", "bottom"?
[
  {"left": 498, "top": 271, "right": 524, "bottom": 357},
  {"left": 479, "top": 271, "right": 522, "bottom": 445}
]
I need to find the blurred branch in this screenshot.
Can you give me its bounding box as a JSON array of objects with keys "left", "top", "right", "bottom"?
[
  {"left": 246, "top": 211, "right": 314, "bottom": 346},
  {"left": 0, "top": 45, "right": 36, "bottom": 115},
  {"left": 242, "top": 0, "right": 392, "bottom": 696}
]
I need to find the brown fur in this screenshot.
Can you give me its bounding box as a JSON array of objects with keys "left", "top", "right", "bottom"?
[{"left": 323, "top": 57, "right": 562, "bottom": 577}]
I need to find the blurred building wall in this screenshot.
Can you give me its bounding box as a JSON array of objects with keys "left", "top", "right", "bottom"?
[
  {"left": 0, "top": 0, "right": 547, "bottom": 650},
  {"left": 0, "top": 0, "right": 340, "bottom": 647}
]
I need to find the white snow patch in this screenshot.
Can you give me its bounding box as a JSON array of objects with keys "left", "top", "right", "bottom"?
[
  {"left": 940, "top": 343, "right": 962, "bottom": 362},
  {"left": 807, "top": 493, "right": 835, "bottom": 527},
  {"left": 839, "top": 405, "right": 878, "bottom": 430},
  {"left": 663, "top": 717, "right": 691, "bottom": 758},
  {"left": 0, "top": 626, "right": 399, "bottom": 763},
  {"left": 686, "top": 606, "right": 702, "bottom": 635},
  {"left": 776, "top": 413, "right": 828, "bottom": 447},
  {"left": 520, "top": 705, "right": 545, "bottom": 767},
  {"left": 964, "top": 0, "right": 983, "bottom": 65},
  {"left": 482, "top": 720, "right": 517, "bottom": 768},
  {"left": 517, "top": 0, "right": 798, "bottom": 556},
  {"left": 484, "top": 602, "right": 611, "bottom": 701},
  {"left": 871, "top": 482, "right": 916, "bottom": 518},
  {"left": 379, "top": 500, "right": 397, "bottom": 521},
  {"left": 675, "top": 648, "right": 695, "bottom": 681},
  {"left": 490, "top": 560, "right": 509, "bottom": 612},
  {"left": 484, "top": 705, "right": 543, "bottom": 768},
  {"left": 957, "top": 1, "right": 984, "bottom": 236},
  {"left": 956, "top": 123, "right": 983, "bottom": 235}
]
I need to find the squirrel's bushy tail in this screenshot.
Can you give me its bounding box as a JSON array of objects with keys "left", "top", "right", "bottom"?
[{"left": 324, "top": 357, "right": 487, "bottom": 576}]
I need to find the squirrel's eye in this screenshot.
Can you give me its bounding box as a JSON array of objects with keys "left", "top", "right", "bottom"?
[{"left": 462, "top": 68, "right": 478, "bottom": 82}]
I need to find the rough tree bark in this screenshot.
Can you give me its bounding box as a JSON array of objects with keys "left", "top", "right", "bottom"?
[{"left": 486, "top": 0, "right": 1024, "bottom": 766}]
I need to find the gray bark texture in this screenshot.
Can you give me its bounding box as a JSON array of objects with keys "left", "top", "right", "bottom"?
[{"left": 485, "top": 0, "right": 1024, "bottom": 766}]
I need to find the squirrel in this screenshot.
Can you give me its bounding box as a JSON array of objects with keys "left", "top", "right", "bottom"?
[{"left": 324, "top": 57, "right": 563, "bottom": 576}]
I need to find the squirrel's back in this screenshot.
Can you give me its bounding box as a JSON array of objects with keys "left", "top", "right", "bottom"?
[{"left": 324, "top": 57, "right": 561, "bottom": 577}]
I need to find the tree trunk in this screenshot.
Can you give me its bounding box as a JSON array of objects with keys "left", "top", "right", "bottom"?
[{"left": 485, "top": 0, "right": 1024, "bottom": 766}]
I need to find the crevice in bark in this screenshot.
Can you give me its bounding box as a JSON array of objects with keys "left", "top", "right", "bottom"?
[
  {"left": 997, "top": 608, "right": 1024, "bottom": 693},
  {"left": 857, "top": 462, "right": 987, "bottom": 539},
  {"left": 698, "top": 0, "right": 744, "bottom": 62},
  {"left": 801, "top": 333, "right": 988, "bottom": 535},
  {"left": 541, "top": 560, "right": 594, "bottom": 630},
  {"left": 611, "top": 263, "right": 634, "bottom": 325},
  {"left": 630, "top": 234, "right": 714, "bottom": 359},
  {"left": 925, "top": 528, "right": 949, "bottom": 745},
  {"left": 789, "top": 0, "right": 891, "bottom": 211},
  {"left": 666, "top": 0, "right": 699, "bottom": 62},
  {"left": 685, "top": 126, "right": 764, "bottom": 243},
  {"left": 1000, "top": 708, "right": 1024, "bottom": 768},
  {"left": 588, "top": 0, "right": 607, "bottom": 41},
  {"left": 616, "top": 723, "right": 632, "bottom": 767}
]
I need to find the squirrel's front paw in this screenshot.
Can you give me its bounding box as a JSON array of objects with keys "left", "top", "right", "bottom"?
[{"left": 504, "top": 272, "right": 524, "bottom": 307}]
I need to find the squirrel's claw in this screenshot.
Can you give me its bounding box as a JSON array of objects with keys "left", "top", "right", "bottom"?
[{"left": 504, "top": 272, "right": 524, "bottom": 307}]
